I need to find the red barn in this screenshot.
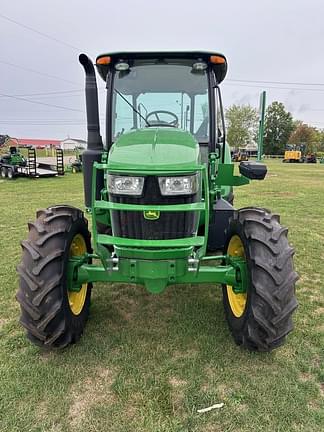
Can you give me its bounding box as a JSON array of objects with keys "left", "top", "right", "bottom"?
[{"left": 17, "top": 138, "right": 61, "bottom": 149}]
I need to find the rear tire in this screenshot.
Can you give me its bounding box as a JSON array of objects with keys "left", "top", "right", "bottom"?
[
  {"left": 223, "top": 207, "right": 298, "bottom": 351},
  {"left": 16, "top": 205, "right": 92, "bottom": 348},
  {"left": 7, "top": 167, "right": 15, "bottom": 180}
]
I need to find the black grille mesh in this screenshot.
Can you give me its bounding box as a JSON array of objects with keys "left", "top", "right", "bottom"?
[{"left": 109, "top": 176, "right": 199, "bottom": 240}]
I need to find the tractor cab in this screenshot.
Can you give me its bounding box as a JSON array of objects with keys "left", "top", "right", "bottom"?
[
  {"left": 91, "top": 52, "right": 230, "bottom": 175},
  {"left": 79, "top": 52, "right": 233, "bottom": 208},
  {"left": 79, "top": 52, "right": 237, "bottom": 247},
  {"left": 95, "top": 52, "right": 227, "bottom": 153}
]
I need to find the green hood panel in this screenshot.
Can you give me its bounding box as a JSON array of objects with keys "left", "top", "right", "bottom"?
[{"left": 108, "top": 128, "right": 200, "bottom": 171}]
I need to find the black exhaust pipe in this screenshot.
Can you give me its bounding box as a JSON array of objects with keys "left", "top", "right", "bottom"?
[{"left": 79, "top": 53, "right": 104, "bottom": 208}]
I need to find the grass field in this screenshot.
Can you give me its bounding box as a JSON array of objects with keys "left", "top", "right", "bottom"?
[{"left": 0, "top": 160, "right": 323, "bottom": 432}]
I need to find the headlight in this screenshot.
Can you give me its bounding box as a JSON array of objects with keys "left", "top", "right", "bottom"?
[
  {"left": 107, "top": 174, "right": 144, "bottom": 195},
  {"left": 158, "top": 174, "right": 199, "bottom": 196}
]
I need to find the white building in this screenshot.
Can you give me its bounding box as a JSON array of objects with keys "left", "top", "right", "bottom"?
[
  {"left": 60, "top": 138, "right": 87, "bottom": 151},
  {"left": 245, "top": 141, "right": 258, "bottom": 156}
]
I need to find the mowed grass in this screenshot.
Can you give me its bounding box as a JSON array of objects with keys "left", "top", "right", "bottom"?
[{"left": 0, "top": 160, "right": 323, "bottom": 432}]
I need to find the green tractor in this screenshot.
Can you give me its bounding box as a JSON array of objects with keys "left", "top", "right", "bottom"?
[
  {"left": 0, "top": 146, "right": 27, "bottom": 179},
  {"left": 66, "top": 153, "right": 83, "bottom": 173},
  {"left": 17, "top": 51, "right": 298, "bottom": 351}
]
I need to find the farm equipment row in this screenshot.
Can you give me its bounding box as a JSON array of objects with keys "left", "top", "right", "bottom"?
[
  {"left": 231, "top": 149, "right": 248, "bottom": 162},
  {"left": 283, "top": 145, "right": 318, "bottom": 163}
]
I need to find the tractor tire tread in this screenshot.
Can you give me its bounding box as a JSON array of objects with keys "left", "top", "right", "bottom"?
[
  {"left": 37, "top": 299, "right": 63, "bottom": 331},
  {"left": 35, "top": 228, "right": 67, "bottom": 246},
  {"left": 16, "top": 264, "right": 39, "bottom": 291},
  {"left": 17, "top": 205, "right": 91, "bottom": 348},
  {"left": 20, "top": 240, "right": 41, "bottom": 261},
  {"left": 44, "top": 322, "right": 68, "bottom": 347},
  {"left": 32, "top": 274, "right": 62, "bottom": 307},
  {"left": 223, "top": 207, "right": 298, "bottom": 352},
  {"left": 32, "top": 250, "right": 64, "bottom": 276},
  {"left": 28, "top": 220, "right": 46, "bottom": 235}
]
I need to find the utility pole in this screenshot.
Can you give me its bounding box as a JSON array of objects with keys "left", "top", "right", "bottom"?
[{"left": 257, "top": 91, "right": 266, "bottom": 161}]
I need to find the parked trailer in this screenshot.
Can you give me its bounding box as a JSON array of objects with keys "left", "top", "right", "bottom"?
[{"left": 0, "top": 147, "right": 64, "bottom": 179}]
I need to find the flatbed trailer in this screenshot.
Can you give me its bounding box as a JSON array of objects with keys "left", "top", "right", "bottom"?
[{"left": 0, "top": 148, "right": 64, "bottom": 179}]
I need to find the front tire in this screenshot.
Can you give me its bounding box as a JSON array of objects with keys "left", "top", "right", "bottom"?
[
  {"left": 17, "top": 205, "right": 92, "bottom": 348},
  {"left": 223, "top": 207, "right": 298, "bottom": 351},
  {"left": 1, "top": 166, "right": 7, "bottom": 178}
]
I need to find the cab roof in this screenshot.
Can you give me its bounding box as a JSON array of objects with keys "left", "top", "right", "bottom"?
[{"left": 95, "top": 51, "right": 227, "bottom": 83}]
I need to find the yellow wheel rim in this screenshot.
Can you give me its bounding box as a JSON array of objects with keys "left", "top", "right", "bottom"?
[
  {"left": 68, "top": 233, "right": 87, "bottom": 315},
  {"left": 226, "top": 235, "right": 247, "bottom": 318}
]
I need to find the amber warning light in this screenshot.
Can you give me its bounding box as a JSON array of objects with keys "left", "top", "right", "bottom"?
[
  {"left": 210, "top": 55, "right": 225, "bottom": 64},
  {"left": 96, "top": 56, "right": 111, "bottom": 65}
]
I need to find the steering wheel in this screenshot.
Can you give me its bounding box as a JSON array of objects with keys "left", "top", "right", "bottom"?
[{"left": 146, "top": 110, "right": 179, "bottom": 127}]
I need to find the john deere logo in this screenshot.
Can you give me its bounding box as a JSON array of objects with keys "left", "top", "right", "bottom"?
[{"left": 144, "top": 210, "right": 160, "bottom": 220}]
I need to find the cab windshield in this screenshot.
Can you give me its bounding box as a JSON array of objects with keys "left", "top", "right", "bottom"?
[{"left": 112, "top": 59, "right": 209, "bottom": 142}]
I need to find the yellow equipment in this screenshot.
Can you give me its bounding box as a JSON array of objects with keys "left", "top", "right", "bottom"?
[
  {"left": 232, "top": 150, "right": 248, "bottom": 162},
  {"left": 283, "top": 150, "right": 302, "bottom": 163}
]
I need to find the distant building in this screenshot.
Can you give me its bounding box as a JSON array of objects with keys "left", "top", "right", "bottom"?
[
  {"left": 60, "top": 138, "right": 87, "bottom": 151},
  {"left": 17, "top": 138, "right": 60, "bottom": 149},
  {"left": 231, "top": 141, "right": 258, "bottom": 157},
  {"left": 245, "top": 142, "right": 258, "bottom": 157}
]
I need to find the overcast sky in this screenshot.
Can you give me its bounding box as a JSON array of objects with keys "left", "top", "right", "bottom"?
[{"left": 1, "top": 0, "right": 324, "bottom": 140}]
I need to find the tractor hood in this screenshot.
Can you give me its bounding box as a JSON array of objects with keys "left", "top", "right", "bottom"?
[{"left": 107, "top": 128, "right": 200, "bottom": 171}]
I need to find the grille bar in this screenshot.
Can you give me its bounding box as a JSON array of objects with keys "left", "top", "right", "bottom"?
[{"left": 109, "top": 176, "right": 199, "bottom": 240}]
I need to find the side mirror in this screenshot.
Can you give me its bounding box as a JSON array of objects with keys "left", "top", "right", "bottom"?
[{"left": 239, "top": 161, "right": 267, "bottom": 180}]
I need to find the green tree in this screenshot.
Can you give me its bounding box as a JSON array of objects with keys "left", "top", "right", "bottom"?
[
  {"left": 0, "top": 134, "right": 10, "bottom": 146},
  {"left": 264, "top": 102, "right": 294, "bottom": 154},
  {"left": 0, "top": 134, "right": 12, "bottom": 156},
  {"left": 288, "top": 123, "right": 321, "bottom": 153},
  {"left": 225, "top": 104, "right": 258, "bottom": 148},
  {"left": 318, "top": 130, "right": 324, "bottom": 152}
]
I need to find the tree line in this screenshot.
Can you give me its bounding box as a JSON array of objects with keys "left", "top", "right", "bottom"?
[{"left": 225, "top": 102, "right": 324, "bottom": 155}]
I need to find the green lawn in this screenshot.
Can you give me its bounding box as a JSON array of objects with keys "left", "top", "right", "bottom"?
[{"left": 0, "top": 161, "right": 323, "bottom": 432}]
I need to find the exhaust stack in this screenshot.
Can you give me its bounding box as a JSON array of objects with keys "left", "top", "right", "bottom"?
[{"left": 79, "top": 54, "right": 104, "bottom": 208}]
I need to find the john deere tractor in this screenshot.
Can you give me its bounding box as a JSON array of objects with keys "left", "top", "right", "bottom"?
[
  {"left": 17, "top": 51, "right": 298, "bottom": 351},
  {"left": 0, "top": 146, "right": 27, "bottom": 179}
]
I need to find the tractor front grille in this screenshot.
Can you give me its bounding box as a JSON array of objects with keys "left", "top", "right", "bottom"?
[{"left": 109, "top": 176, "right": 199, "bottom": 240}]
